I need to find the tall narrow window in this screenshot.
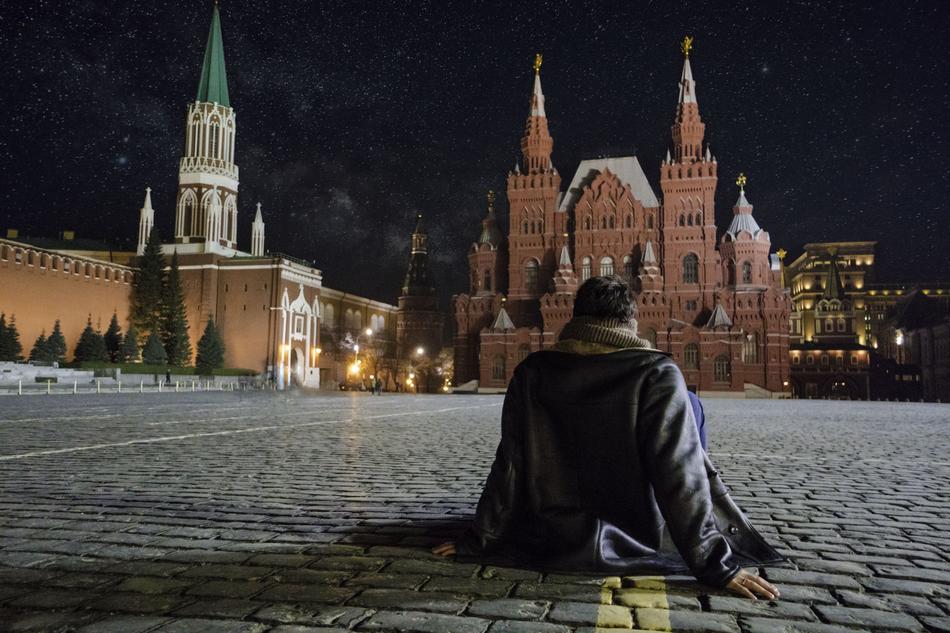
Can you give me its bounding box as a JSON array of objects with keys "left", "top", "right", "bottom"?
[
  {"left": 483, "top": 270, "right": 491, "bottom": 292},
  {"left": 581, "top": 257, "right": 592, "bottom": 281},
  {"left": 683, "top": 254, "right": 699, "bottom": 284},
  {"left": 742, "top": 261, "right": 753, "bottom": 284},
  {"left": 492, "top": 356, "right": 506, "bottom": 380},
  {"left": 600, "top": 256, "right": 614, "bottom": 276},
  {"left": 524, "top": 259, "right": 539, "bottom": 292},
  {"left": 714, "top": 355, "right": 731, "bottom": 382},
  {"left": 684, "top": 343, "right": 699, "bottom": 369},
  {"left": 742, "top": 332, "right": 760, "bottom": 363},
  {"left": 209, "top": 119, "right": 220, "bottom": 158},
  {"left": 623, "top": 256, "right": 634, "bottom": 282}
]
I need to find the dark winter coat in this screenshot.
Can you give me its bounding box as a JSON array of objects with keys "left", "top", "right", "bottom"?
[{"left": 457, "top": 320, "right": 782, "bottom": 587}]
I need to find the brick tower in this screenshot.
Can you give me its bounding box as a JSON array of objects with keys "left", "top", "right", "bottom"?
[
  {"left": 505, "top": 54, "right": 562, "bottom": 323},
  {"left": 396, "top": 215, "right": 444, "bottom": 386},
  {"left": 659, "top": 36, "right": 720, "bottom": 316}
]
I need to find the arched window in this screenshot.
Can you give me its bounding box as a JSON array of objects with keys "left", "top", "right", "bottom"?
[
  {"left": 742, "top": 332, "right": 760, "bottom": 363},
  {"left": 687, "top": 214, "right": 693, "bottom": 226},
  {"left": 695, "top": 213, "right": 702, "bottom": 225},
  {"left": 524, "top": 259, "right": 539, "bottom": 292},
  {"left": 354, "top": 311, "right": 363, "bottom": 330},
  {"left": 727, "top": 260, "right": 736, "bottom": 286},
  {"left": 682, "top": 254, "right": 699, "bottom": 284},
  {"left": 377, "top": 315, "right": 384, "bottom": 330},
  {"left": 601, "top": 217, "right": 607, "bottom": 230},
  {"left": 584, "top": 216, "right": 592, "bottom": 230},
  {"left": 325, "top": 304, "right": 335, "bottom": 327},
  {"left": 492, "top": 356, "right": 506, "bottom": 380},
  {"left": 483, "top": 270, "right": 491, "bottom": 292},
  {"left": 625, "top": 215, "right": 632, "bottom": 229},
  {"left": 837, "top": 318, "right": 847, "bottom": 332},
  {"left": 623, "top": 255, "right": 634, "bottom": 282},
  {"left": 209, "top": 118, "right": 220, "bottom": 158},
  {"left": 523, "top": 221, "right": 529, "bottom": 234},
  {"left": 538, "top": 219, "right": 544, "bottom": 233},
  {"left": 741, "top": 261, "right": 753, "bottom": 284},
  {"left": 714, "top": 354, "right": 731, "bottom": 382},
  {"left": 600, "top": 256, "right": 614, "bottom": 276},
  {"left": 825, "top": 317, "right": 834, "bottom": 332},
  {"left": 684, "top": 343, "right": 699, "bottom": 369},
  {"left": 679, "top": 215, "right": 685, "bottom": 227},
  {"left": 608, "top": 216, "right": 615, "bottom": 229},
  {"left": 647, "top": 215, "right": 654, "bottom": 229},
  {"left": 581, "top": 257, "right": 592, "bottom": 281},
  {"left": 517, "top": 345, "right": 530, "bottom": 363}
]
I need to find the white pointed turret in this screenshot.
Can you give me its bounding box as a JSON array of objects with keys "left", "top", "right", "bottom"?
[
  {"left": 725, "top": 174, "right": 763, "bottom": 239},
  {"left": 677, "top": 56, "right": 697, "bottom": 105},
  {"left": 530, "top": 72, "right": 546, "bottom": 117},
  {"left": 137, "top": 187, "right": 154, "bottom": 255},
  {"left": 251, "top": 202, "right": 265, "bottom": 256},
  {"left": 665, "top": 148, "right": 671, "bottom": 164},
  {"left": 705, "top": 146, "right": 711, "bottom": 162},
  {"left": 559, "top": 245, "right": 572, "bottom": 268},
  {"left": 491, "top": 306, "right": 515, "bottom": 331},
  {"left": 641, "top": 240, "right": 657, "bottom": 265}
]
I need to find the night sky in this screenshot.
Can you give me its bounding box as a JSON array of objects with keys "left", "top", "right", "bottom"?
[{"left": 2, "top": 1, "right": 948, "bottom": 308}]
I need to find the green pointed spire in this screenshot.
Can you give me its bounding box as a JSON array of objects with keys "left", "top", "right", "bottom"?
[{"left": 196, "top": 3, "right": 230, "bottom": 107}]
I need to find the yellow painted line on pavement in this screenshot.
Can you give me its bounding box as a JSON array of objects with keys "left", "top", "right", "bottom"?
[
  {"left": 0, "top": 403, "right": 503, "bottom": 461},
  {"left": 608, "top": 575, "right": 674, "bottom": 631}
]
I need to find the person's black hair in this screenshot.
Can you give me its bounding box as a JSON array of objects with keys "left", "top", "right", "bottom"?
[{"left": 572, "top": 275, "right": 636, "bottom": 323}]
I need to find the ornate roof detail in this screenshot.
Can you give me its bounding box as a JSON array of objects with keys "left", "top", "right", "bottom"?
[
  {"left": 559, "top": 156, "right": 660, "bottom": 213},
  {"left": 196, "top": 3, "right": 230, "bottom": 107},
  {"left": 725, "top": 179, "right": 765, "bottom": 239}
]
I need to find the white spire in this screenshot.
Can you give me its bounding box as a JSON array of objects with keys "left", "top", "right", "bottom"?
[
  {"left": 251, "top": 202, "right": 265, "bottom": 257},
  {"left": 705, "top": 145, "right": 711, "bottom": 162},
  {"left": 641, "top": 240, "right": 657, "bottom": 265},
  {"left": 665, "top": 148, "right": 671, "bottom": 164},
  {"left": 559, "top": 245, "right": 572, "bottom": 267},
  {"left": 677, "top": 57, "right": 697, "bottom": 104},
  {"left": 137, "top": 186, "right": 155, "bottom": 256},
  {"left": 530, "top": 72, "right": 546, "bottom": 117}
]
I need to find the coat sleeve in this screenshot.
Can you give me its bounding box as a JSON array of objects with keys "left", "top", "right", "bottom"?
[
  {"left": 637, "top": 358, "right": 740, "bottom": 587},
  {"left": 456, "top": 365, "right": 526, "bottom": 555}
]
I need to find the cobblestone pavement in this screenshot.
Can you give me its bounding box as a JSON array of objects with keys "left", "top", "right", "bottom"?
[{"left": 0, "top": 392, "right": 948, "bottom": 633}]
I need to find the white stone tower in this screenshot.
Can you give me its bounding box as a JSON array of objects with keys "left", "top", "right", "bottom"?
[
  {"left": 174, "top": 3, "right": 239, "bottom": 253},
  {"left": 251, "top": 202, "right": 265, "bottom": 257},
  {"left": 137, "top": 187, "right": 154, "bottom": 255}
]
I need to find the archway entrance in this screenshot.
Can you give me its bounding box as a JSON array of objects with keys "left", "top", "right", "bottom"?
[{"left": 290, "top": 348, "right": 305, "bottom": 386}]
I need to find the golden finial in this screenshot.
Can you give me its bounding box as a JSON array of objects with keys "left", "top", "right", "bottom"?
[
  {"left": 736, "top": 172, "right": 747, "bottom": 191},
  {"left": 777, "top": 248, "right": 787, "bottom": 260},
  {"left": 533, "top": 53, "right": 543, "bottom": 74},
  {"left": 487, "top": 190, "right": 495, "bottom": 212},
  {"left": 681, "top": 36, "right": 694, "bottom": 58}
]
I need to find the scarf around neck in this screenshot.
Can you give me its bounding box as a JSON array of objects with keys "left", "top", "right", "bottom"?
[{"left": 556, "top": 316, "right": 655, "bottom": 352}]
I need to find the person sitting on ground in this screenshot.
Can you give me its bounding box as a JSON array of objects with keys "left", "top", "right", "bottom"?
[{"left": 434, "top": 275, "right": 782, "bottom": 600}]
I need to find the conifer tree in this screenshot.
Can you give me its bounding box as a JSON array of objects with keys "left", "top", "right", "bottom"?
[
  {"left": 161, "top": 252, "right": 191, "bottom": 366},
  {"left": 121, "top": 323, "right": 139, "bottom": 362},
  {"left": 195, "top": 318, "right": 225, "bottom": 375},
  {"left": 74, "top": 316, "right": 107, "bottom": 363},
  {"left": 142, "top": 331, "right": 167, "bottom": 365},
  {"left": 0, "top": 314, "right": 22, "bottom": 361},
  {"left": 131, "top": 227, "right": 165, "bottom": 337},
  {"left": 0, "top": 312, "right": 13, "bottom": 361},
  {"left": 104, "top": 313, "right": 123, "bottom": 363},
  {"left": 47, "top": 320, "right": 68, "bottom": 364},
  {"left": 30, "top": 332, "right": 49, "bottom": 362}
]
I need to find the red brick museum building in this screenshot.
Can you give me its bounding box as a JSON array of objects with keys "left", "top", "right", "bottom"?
[{"left": 453, "top": 47, "right": 791, "bottom": 395}]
